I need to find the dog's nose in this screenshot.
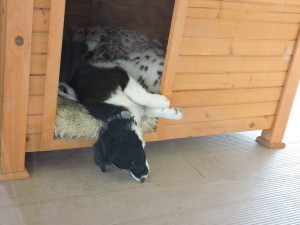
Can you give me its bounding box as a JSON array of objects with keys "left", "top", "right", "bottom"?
[{"left": 139, "top": 178, "right": 145, "bottom": 183}]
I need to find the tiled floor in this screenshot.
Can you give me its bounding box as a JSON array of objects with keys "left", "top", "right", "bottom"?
[{"left": 1, "top": 91, "right": 300, "bottom": 225}]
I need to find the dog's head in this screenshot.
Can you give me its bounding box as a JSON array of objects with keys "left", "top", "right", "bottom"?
[{"left": 94, "top": 119, "right": 149, "bottom": 183}]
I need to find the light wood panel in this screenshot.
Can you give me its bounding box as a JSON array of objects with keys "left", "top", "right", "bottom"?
[
  {"left": 157, "top": 0, "right": 188, "bottom": 137},
  {"left": 163, "top": 116, "right": 275, "bottom": 140},
  {"left": 183, "top": 18, "right": 299, "bottom": 39},
  {"left": 27, "top": 115, "right": 43, "bottom": 134},
  {"left": 29, "top": 75, "right": 46, "bottom": 95},
  {"left": 34, "top": 0, "right": 50, "bottom": 8},
  {"left": 188, "top": 0, "right": 300, "bottom": 14},
  {"left": 30, "top": 54, "right": 47, "bottom": 74},
  {"left": 32, "top": 33, "right": 48, "bottom": 53},
  {"left": 180, "top": 38, "right": 295, "bottom": 56},
  {"left": 41, "top": 0, "right": 66, "bottom": 149},
  {"left": 32, "top": 9, "right": 50, "bottom": 31},
  {"left": 0, "top": 0, "right": 6, "bottom": 167},
  {"left": 258, "top": 28, "right": 300, "bottom": 148},
  {"left": 176, "top": 56, "right": 290, "bottom": 73},
  {"left": 171, "top": 87, "right": 282, "bottom": 107},
  {"left": 187, "top": 8, "right": 300, "bottom": 24},
  {"left": 173, "top": 72, "right": 286, "bottom": 91},
  {"left": 0, "top": 0, "right": 33, "bottom": 176},
  {"left": 167, "top": 102, "right": 278, "bottom": 124},
  {"left": 26, "top": 134, "right": 42, "bottom": 152},
  {"left": 28, "top": 96, "right": 44, "bottom": 115}
]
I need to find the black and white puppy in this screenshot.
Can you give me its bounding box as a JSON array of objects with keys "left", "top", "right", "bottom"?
[{"left": 59, "top": 65, "right": 182, "bottom": 182}]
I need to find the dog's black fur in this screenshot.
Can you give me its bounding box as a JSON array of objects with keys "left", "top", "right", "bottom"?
[{"left": 60, "top": 41, "right": 149, "bottom": 182}]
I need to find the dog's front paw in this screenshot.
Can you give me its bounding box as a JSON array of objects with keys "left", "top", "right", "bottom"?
[{"left": 147, "top": 94, "right": 170, "bottom": 108}]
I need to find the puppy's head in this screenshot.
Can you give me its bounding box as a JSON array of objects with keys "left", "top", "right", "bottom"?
[{"left": 94, "top": 120, "right": 149, "bottom": 183}]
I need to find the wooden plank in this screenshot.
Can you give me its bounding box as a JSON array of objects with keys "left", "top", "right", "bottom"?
[
  {"left": 32, "top": 8, "right": 50, "bottom": 31},
  {"left": 180, "top": 38, "right": 295, "bottom": 56},
  {"left": 258, "top": 28, "right": 300, "bottom": 148},
  {"left": 30, "top": 54, "right": 47, "bottom": 74},
  {"left": 34, "top": 0, "right": 50, "bottom": 8},
  {"left": 173, "top": 72, "right": 286, "bottom": 91},
  {"left": 183, "top": 18, "right": 299, "bottom": 40},
  {"left": 25, "top": 131, "right": 160, "bottom": 152},
  {"left": 187, "top": 8, "right": 300, "bottom": 24},
  {"left": 29, "top": 75, "right": 46, "bottom": 95},
  {"left": 176, "top": 56, "right": 290, "bottom": 73},
  {"left": 0, "top": 0, "right": 33, "bottom": 175},
  {"left": 163, "top": 116, "right": 275, "bottom": 140},
  {"left": 26, "top": 134, "right": 42, "bottom": 152},
  {"left": 167, "top": 102, "right": 278, "bottom": 124},
  {"left": 27, "top": 115, "right": 43, "bottom": 134},
  {"left": 171, "top": 87, "right": 283, "bottom": 107},
  {"left": 32, "top": 33, "right": 48, "bottom": 53},
  {"left": 0, "top": 0, "right": 6, "bottom": 168},
  {"left": 188, "top": 0, "right": 300, "bottom": 13},
  {"left": 156, "top": 0, "right": 189, "bottom": 137},
  {"left": 41, "top": 0, "right": 66, "bottom": 149},
  {"left": 28, "top": 96, "right": 44, "bottom": 115}
]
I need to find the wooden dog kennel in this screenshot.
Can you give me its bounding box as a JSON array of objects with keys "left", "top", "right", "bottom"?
[{"left": 1, "top": 0, "right": 300, "bottom": 181}]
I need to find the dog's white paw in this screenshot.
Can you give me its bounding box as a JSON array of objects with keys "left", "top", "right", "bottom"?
[
  {"left": 147, "top": 94, "right": 170, "bottom": 109},
  {"left": 145, "top": 107, "right": 183, "bottom": 120},
  {"left": 168, "top": 108, "right": 183, "bottom": 120}
]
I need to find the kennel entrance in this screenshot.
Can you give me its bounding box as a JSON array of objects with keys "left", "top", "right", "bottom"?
[{"left": 2, "top": 0, "right": 300, "bottom": 181}]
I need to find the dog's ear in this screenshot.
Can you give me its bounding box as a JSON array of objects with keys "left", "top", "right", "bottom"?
[{"left": 94, "top": 140, "right": 107, "bottom": 172}]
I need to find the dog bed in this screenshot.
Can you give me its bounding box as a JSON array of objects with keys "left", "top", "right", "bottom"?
[{"left": 55, "top": 97, "right": 158, "bottom": 139}]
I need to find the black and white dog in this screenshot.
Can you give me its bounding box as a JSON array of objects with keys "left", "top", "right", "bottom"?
[{"left": 59, "top": 42, "right": 182, "bottom": 182}]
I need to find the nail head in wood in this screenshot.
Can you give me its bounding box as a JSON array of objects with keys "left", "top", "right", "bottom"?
[{"left": 15, "top": 36, "right": 24, "bottom": 46}]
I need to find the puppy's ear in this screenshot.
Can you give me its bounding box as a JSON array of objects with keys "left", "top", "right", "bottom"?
[{"left": 94, "top": 141, "right": 107, "bottom": 172}]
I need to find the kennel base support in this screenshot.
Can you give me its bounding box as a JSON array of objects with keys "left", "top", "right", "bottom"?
[
  {"left": 256, "top": 136, "right": 286, "bottom": 149},
  {"left": 0, "top": 170, "right": 29, "bottom": 182}
]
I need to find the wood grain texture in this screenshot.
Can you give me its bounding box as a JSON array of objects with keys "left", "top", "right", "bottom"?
[
  {"left": 188, "top": 0, "right": 300, "bottom": 13},
  {"left": 40, "top": 0, "right": 66, "bottom": 149},
  {"left": 171, "top": 87, "right": 282, "bottom": 107},
  {"left": 29, "top": 75, "right": 46, "bottom": 95},
  {"left": 167, "top": 102, "right": 278, "bottom": 124},
  {"left": 180, "top": 38, "right": 295, "bottom": 56},
  {"left": 173, "top": 72, "right": 286, "bottom": 91},
  {"left": 26, "top": 134, "right": 42, "bottom": 152},
  {"left": 32, "top": 9, "right": 50, "bottom": 31},
  {"left": 32, "top": 33, "right": 48, "bottom": 53},
  {"left": 183, "top": 18, "right": 299, "bottom": 39},
  {"left": 30, "top": 54, "right": 47, "bottom": 74},
  {"left": 0, "top": 0, "right": 6, "bottom": 167},
  {"left": 176, "top": 56, "right": 290, "bottom": 73},
  {"left": 156, "top": 0, "right": 188, "bottom": 137},
  {"left": 27, "top": 115, "right": 43, "bottom": 134},
  {"left": 163, "top": 116, "right": 275, "bottom": 140},
  {"left": 0, "top": 0, "right": 33, "bottom": 175},
  {"left": 258, "top": 28, "right": 300, "bottom": 147},
  {"left": 34, "top": 0, "right": 50, "bottom": 8},
  {"left": 187, "top": 7, "right": 300, "bottom": 23},
  {"left": 28, "top": 96, "right": 44, "bottom": 115}
]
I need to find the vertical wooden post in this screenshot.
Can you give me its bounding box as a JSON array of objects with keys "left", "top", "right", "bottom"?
[
  {"left": 257, "top": 29, "right": 300, "bottom": 149},
  {"left": 156, "top": 0, "right": 188, "bottom": 138},
  {"left": 41, "top": 0, "right": 66, "bottom": 149},
  {"left": 0, "top": 0, "right": 34, "bottom": 181}
]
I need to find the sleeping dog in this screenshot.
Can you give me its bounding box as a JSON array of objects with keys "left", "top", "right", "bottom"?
[{"left": 59, "top": 65, "right": 182, "bottom": 182}]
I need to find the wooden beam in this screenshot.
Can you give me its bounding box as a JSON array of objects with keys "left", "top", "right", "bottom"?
[
  {"left": 257, "top": 28, "right": 300, "bottom": 149},
  {"left": 0, "top": 0, "right": 34, "bottom": 180}
]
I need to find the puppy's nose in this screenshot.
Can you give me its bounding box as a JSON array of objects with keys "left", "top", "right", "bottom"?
[{"left": 139, "top": 178, "right": 145, "bottom": 183}]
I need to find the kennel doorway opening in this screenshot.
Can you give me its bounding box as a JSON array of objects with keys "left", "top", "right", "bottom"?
[{"left": 52, "top": 0, "right": 176, "bottom": 146}]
